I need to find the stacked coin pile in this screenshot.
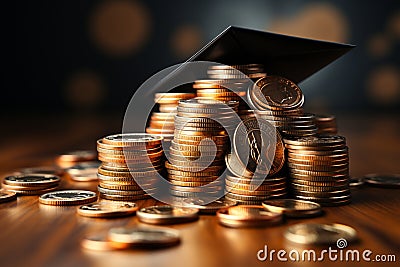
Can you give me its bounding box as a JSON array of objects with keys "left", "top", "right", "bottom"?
[
  {"left": 2, "top": 174, "right": 60, "bottom": 195},
  {"left": 146, "top": 93, "right": 195, "bottom": 143},
  {"left": 225, "top": 117, "right": 287, "bottom": 204},
  {"left": 97, "top": 134, "right": 164, "bottom": 201},
  {"left": 202, "top": 64, "right": 266, "bottom": 112},
  {"left": 255, "top": 111, "right": 317, "bottom": 137},
  {"left": 314, "top": 114, "right": 338, "bottom": 135},
  {"left": 166, "top": 98, "right": 239, "bottom": 199},
  {"left": 194, "top": 79, "right": 246, "bottom": 110},
  {"left": 284, "top": 135, "right": 351, "bottom": 206},
  {"left": 207, "top": 64, "right": 266, "bottom": 80}
]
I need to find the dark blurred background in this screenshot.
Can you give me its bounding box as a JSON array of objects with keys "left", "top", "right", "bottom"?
[
  {"left": 10, "top": 0, "right": 400, "bottom": 117},
  {"left": 3, "top": 0, "right": 400, "bottom": 176}
]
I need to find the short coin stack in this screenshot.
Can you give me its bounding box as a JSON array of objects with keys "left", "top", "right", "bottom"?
[
  {"left": 204, "top": 64, "right": 266, "bottom": 112},
  {"left": 225, "top": 117, "right": 287, "bottom": 204},
  {"left": 284, "top": 135, "right": 351, "bottom": 206},
  {"left": 146, "top": 92, "right": 195, "bottom": 136},
  {"left": 314, "top": 114, "right": 338, "bottom": 135},
  {"left": 1, "top": 174, "right": 60, "bottom": 195},
  {"left": 166, "top": 98, "right": 239, "bottom": 200},
  {"left": 97, "top": 134, "right": 164, "bottom": 201}
]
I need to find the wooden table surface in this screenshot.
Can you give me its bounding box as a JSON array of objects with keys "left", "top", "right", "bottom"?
[{"left": 1, "top": 114, "right": 399, "bottom": 267}]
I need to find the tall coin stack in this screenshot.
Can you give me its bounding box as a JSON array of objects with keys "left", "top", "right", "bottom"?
[
  {"left": 205, "top": 64, "right": 267, "bottom": 112},
  {"left": 166, "top": 98, "right": 239, "bottom": 200},
  {"left": 96, "top": 134, "right": 164, "bottom": 201},
  {"left": 249, "top": 76, "right": 317, "bottom": 137},
  {"left": 284, "top": 135, "right": 351, "bottom": 206},
  {"left": 224, "top": 117, "right": 287, "bottom": 204},
  {"left": 146, "top": 92, "right": 196, "bottom": 154},
  {"left": 314, "top": 114, "right": 338, "bottom": 135}
]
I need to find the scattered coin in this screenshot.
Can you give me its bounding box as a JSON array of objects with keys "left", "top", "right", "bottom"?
[
  {"left": 349, "top": 177, "right": 365, "bottom": 188},
  {"left": 77, "top": 201, "right": 138, "bottom": 218},
  {"left": 174, "top": 197, "right": 237, "bottom": 214},
  {"left": 108, "top": 227, "right": 180, "bottom": 248},
  {"left": 2, "top": 174, "right": 61, "bottom": 195},
  {"left": 0, "top": 191, "right": 17, "bottom": 203},
  {"left": 15, "top": 166, "right": 64, "bottom": 176},
  {"left": 262, "top": 199, "right": 322, "bottom": 218},
  {"left": 217, "top": 205, "right": 283, "bottom": 228},
  {"left": 56, "top": 150, "right": 97, "bottom": 168},
  {"left": 137, "top": 205, "right": 199, "bottom": 224},
  {"left": 284, "top": 223, "right": 357, "bottom": 245},
  {"left": 39, "top": 190, "right": 97, "bottom": 206},
  {"left": 81, "top": 233, "right": 122, "bottom": 251},
  {"left": 363, "top": 174, "right": 400, "bottom": 188}
]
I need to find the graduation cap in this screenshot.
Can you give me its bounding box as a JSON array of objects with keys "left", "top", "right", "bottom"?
[{"left": 187, "top": 26, "right": 355, "bottom": 83}]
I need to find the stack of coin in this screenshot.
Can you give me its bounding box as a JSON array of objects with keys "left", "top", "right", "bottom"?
[
  {"left": 284, "top": 135, "right": 351, "bottom": 206},
  {"left": 1, "top": 174, "right": 60, "bottom": 195},
  {"left": 194, "top": 79, "right": 247, "bottom": 110},
  {"left": 55, "top": 150, "right": 97, "bottom": 168},
  {"left": 167, "top": 98, "right": 240, "bottom": 199},
  {"left": 96, "top": 134, "right": 165, "bottom": 201},
  {"left": 146, "top": 93, "right": 195, "bottom": 146},
  {"left": 314, "top": 114, "right": 338, "bottom": 135},
  {"left": 225, "top": 117, "right": 287, "bottom": 204},
  {"left": 207, "top": 64, "right": 266, "bottom": 80},
  {"left": 204, "top": 64, "right": 266, "bottom": 111},
  {"left": 255, "top": 111, "right": 317, "bottom": 137}
]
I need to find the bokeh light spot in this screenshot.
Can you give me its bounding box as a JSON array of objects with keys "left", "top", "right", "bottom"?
[
  {"left": 387, "top": 10, "right": 400, "bottom": 38},
  {"left": 367, "top": 66, "right": 400, "bottom": 105},
  {"left": 89, "top": 0, "right": 151, "bottom": 56},
  {"left": 170, "top": 25, "right": 203, "bottom": 58},
  {"left": 65, "top": 70, "right": 105, "bottom": 108},
  {"left": 269, "top": 3, "right": 349, "bottom": 43},
  {"left": 367, "top": 34, "right": 392, "bottom": 58}
]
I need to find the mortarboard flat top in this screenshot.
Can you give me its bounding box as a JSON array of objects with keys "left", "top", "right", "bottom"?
[{"left": 187, "top": 26, "right": 355, "bottom": 83}]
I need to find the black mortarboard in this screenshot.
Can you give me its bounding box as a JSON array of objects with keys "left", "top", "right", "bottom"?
[{"left": 187, "top": 26, "right": 355, "bottom": 83}]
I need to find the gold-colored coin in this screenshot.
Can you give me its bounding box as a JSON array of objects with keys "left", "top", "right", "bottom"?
[
  {"left": 99, "top": 193, "right": 150, "bottom": 201},
  {"left": 39, "top": 190, "right": 97, "bottom": 206},
  {"left": 77, "top": 201, "right": 138, "bottom": 218},
  {"left": 0, "top": 190, "right": 17, "bottom": 203},
  {"left": 102, "top": 133, "right": 163, "bottom": 147},
  {"left": 284, "top": 223, "right": 357, "bottom": 245},
  {"left": 108, "top": 227, "right": 181, "bottom": 248},
  {"left": 81, "top": 233, "right": 122, "bottom": 251},
  {"left": 262, "top": 199, "right": 322, "bottom": 218},
  {"left": 137, "top": 205, "right": 199, "bottom": 225},
  {"left": 217, "top": 205, "right": 283, "bottom": 228}
]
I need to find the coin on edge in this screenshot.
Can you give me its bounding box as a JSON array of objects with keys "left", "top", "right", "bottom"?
[
  {"left": 77, "top": 202, "right": 138, "bottom": 218},
  {"left": 108, "top": 227, "right": 180, "bottom": 248},
  {"left": 284, "top": 223, "right": 357, "bottom": 245},
  {"left": 39, "top": 190, "right": 97, "bottom": 206},
  {"left": 137, "top": 205, "right": 199, "bottom": 224}
]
